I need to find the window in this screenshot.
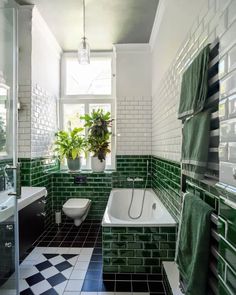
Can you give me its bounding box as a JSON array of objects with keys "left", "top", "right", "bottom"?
[
  {"left": 60, "top": 52, "right": 116, "bottom": 169},
  {"left": 65, "top": 57, "right": 112, "bottom": 95}
]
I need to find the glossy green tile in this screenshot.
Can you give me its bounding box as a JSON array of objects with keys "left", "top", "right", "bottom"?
[
  {"left": 219, "top": 238, "right": 236, "bottom": 272},
  {"left": 226, "top": 267, "right": 236, "bottom": 294}
]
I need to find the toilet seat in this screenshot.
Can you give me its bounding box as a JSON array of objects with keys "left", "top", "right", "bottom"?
[{"left": 63, "top": 198, "right": 90, "bottom": 209}]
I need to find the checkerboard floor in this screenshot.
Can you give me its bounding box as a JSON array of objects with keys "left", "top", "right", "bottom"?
[{"left": 1, "top": 221, "right": 166, "bottom": 295}]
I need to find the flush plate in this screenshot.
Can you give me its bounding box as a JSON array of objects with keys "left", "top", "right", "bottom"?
[{"left": 74, "top": 175, "right": 87, "bottom": 185}]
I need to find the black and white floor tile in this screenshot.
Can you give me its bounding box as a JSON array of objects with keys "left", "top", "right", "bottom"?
[{"left": 1, "top": 222, "right": 166, "bottom": 295}]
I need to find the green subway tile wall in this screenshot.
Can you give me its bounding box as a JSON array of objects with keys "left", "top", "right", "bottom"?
[
  {"left": 19, "top": 158, "right": 59, "bottom": 187},
  {"left": 51, "top": 171, "right": 113, "bottom": 221},
  {"left": 19, "top": 157, "right": 59, "bottom": 226},
  {"left": 102, "top": 226, "right": 177, "bottom": 273},
  {"left": 151, "top": 156, "right": 181, "bottom": 221},
  {"left": 113, "top": 155, "right": 151, "bottom": 188}
]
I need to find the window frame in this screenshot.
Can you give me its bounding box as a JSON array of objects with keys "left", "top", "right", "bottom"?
[{"left": 60, "top": 51, "right": 116, "bottom": 170}]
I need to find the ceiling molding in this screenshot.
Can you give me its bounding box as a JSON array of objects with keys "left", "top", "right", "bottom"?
[{"left": 149, "top": 0, "right": 166, "bottom": 51}]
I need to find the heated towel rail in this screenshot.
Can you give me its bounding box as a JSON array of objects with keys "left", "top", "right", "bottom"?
[{"left": 180, "top": 39, "right": 220, "bottom": 294}]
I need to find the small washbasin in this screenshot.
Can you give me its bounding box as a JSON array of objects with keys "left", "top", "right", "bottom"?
[
  {"left": 0, "top": 192, "right": 15, "bottom": 222},
  {"left": 0, "top": 187, "right": 48, "bottom": 222}
]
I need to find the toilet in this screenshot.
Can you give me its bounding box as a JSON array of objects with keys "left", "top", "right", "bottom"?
[{"left": 62, "top": 198, "right": 91, "bottom": 226}]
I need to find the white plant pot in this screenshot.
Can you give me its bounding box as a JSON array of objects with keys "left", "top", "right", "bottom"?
[{"left": 91, "top": 156, "right": 106, "bottom": 172}]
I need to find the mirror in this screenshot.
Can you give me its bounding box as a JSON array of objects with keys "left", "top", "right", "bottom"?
[{"left": 0, "top": 83, "right": 10, "bottom": 157}]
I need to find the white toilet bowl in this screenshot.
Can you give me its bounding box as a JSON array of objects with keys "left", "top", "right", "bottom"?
[{"left": 62, "top": 198, "right": 91, "bottom": 226}]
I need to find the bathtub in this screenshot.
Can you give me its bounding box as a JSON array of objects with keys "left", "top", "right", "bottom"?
[{"left": 102, "top": 188, "right": 176, "bottom": 227}]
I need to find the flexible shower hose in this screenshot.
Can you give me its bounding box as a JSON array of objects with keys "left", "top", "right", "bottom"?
[{"left": 128, "top": 160, "right": 149, "bottom": 219}]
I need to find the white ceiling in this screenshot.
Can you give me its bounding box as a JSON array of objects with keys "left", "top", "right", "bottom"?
[{"left": 17, "top": 0, "right": 159, "bottom": 51}]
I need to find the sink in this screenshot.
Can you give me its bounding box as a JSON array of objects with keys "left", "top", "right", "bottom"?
[
  {"left": 0, "top": 192, "right": 15, "bottom": 222},
  {"left": 0, "top": 187, "right": 47, "bottom": 222}
]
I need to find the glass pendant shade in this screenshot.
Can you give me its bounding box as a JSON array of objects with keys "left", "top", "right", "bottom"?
[
  {"left": 78, "top": 0, "right": 90, "bottom": 64},
  {"left": 78, "top": 38, "right": 90, "bottom": 65}
]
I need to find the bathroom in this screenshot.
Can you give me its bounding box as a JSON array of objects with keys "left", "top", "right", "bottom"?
[{"left": 0, "top": 0, "right": 236, "bottom": 294}]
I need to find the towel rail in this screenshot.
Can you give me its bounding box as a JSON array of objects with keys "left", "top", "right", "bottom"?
[{"left": 180, "top": 40, "right": 220, "bottom": 295}]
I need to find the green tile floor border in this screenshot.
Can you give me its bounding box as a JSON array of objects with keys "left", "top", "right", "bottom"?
[{"left": 102, "top": 226, "right": 177, "bottom": 274}]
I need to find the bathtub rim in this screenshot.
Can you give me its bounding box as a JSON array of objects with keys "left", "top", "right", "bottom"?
[{"left": 102, "top": 188, "right": 177, "bottom": 227}]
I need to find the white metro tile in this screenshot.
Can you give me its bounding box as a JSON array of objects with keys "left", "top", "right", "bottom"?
[
  {"left": 65, "top": 279, "right": 84, "bottom": 292},
  {"left": 70, "top": 269, "right": 86, "bottom": 280}
]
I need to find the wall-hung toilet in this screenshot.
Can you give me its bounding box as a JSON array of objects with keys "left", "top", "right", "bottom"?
[{"left": 62, "top": 198, "right": 91, "bottom": 226}]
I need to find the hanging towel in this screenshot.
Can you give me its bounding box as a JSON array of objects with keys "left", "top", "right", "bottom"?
[
  {"left": 176, "top": 193, "right": 213, "bottom": 295},
  {"left": 178, "top": 44, "right": 210, "bottom": 120},
  {"left": 182, "top": 110, "right": 211, "bottom": 180}
]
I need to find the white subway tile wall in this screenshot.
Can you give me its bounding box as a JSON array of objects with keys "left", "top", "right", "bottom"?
[
  {"left": 116, "top": 96, "right": 152, "bottom": 155},
  {"left": 31, "top": 85, "right": 58, "bottom": 158},
  {"left": 18, "top": 84, "right": 32, "bottom": 158},
  {"left": 18, "top": 83, "right": 58, "bottom": 158},
  {"left": 151, "top": 0, "right": 236, "bottom": 164}
]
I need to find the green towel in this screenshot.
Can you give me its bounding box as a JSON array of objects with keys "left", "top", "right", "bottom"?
[
  {"left": 176, "top": 193, "right": 213, "bottom": 295},
  {"left": 178, "top": 44, "right": 210, "bottom": 120},
  {"left": 182, "top": 110, "right": 210, "bottom": 179}
]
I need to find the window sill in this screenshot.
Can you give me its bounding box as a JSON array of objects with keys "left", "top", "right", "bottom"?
[{"left": 52, "top": 169, "right": 115, "bottom": 175}]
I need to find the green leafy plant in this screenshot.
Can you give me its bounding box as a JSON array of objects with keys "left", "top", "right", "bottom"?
[
  {"left": 54, "top": 127, "right": 86, "bottom": 160},
  {"left": 0, "top": 116, "right": 6, "bottom": 152},
  {"left": 81, "top": 109, "right": 113, "bottom": 162}
]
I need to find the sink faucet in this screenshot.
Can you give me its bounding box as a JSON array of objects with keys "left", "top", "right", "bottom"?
[
  {"left": 4, "top": 163, "right": 21, "bottom": 197},
  {"left": 3, "top": 166, "right": 12, "bottom": 190}
]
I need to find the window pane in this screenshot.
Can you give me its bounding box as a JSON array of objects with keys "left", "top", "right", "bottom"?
[
  {"left": 89, "top": 103, "right": 112, "bottom": 166},
  {"left": 63, "top": 104, "right": 86, "bottom": 166},
  {"left": 63, "top": 104, "right": 85, "bottom": 132},
  {"left": 65, "top": 57, "right": 112, "bottom": 95},
  {"left": 89, "top": 103, "right": 111, "bottom": 114}
]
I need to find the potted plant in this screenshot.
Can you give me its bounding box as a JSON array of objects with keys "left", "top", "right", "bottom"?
[
  {"left": 54, "top": 127, "right": 86, "bottom": 171},
  {"left": 81, "top": 109, "right": 113, "bottom": 172}
]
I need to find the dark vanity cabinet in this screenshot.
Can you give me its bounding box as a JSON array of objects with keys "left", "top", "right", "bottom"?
[
  {"left": 19, "top": 196, "right": 46, "bottom": 258},
  {"left": 0, "top": 220, "right": 15, "bottom": 287}
]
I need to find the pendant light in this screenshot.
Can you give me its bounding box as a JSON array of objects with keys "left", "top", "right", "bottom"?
[{"left": 78, "top": 0, "right": 90, "bottom": 64}]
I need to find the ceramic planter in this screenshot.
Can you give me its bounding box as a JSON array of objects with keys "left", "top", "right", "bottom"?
[
  {"left": 67, "top": 157, "right": 82, "bottom": 171},
  {"left": 91, "top": 156, "right": 106, "bottom": 172}
]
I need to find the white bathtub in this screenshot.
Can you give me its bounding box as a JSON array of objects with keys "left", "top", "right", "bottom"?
[{"left": 102, "top": 189, "right": 176, "bottom": 227}]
